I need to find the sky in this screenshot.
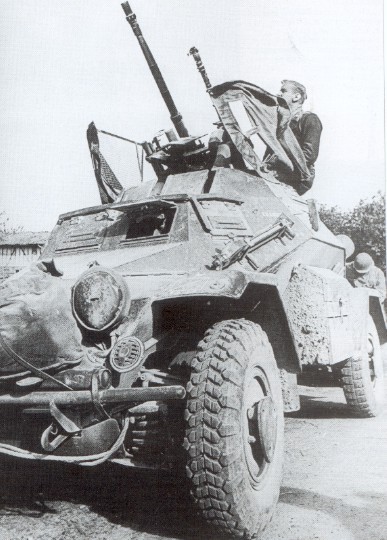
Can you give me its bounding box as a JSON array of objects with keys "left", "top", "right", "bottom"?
[{"left": 0, "top": 0, "right": 385, "bottom": 232}]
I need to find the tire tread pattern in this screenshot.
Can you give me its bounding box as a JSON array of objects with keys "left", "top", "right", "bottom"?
[
  {"left": 184, "top": 319, "right": 278, "bottom": 539},
  {"left": 341, "top": 318, "right": 384, "bottom": 418},
  {"left": 342, "top": 356, "right": 377, "bottom": 417}
]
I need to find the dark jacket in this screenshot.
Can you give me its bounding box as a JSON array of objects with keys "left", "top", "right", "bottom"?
[
  {"left": 263, "top": 109, "right": 322, "bottom": 195},
  {"left": 290, "top": 111, "right": 323, "bottom": 167}
]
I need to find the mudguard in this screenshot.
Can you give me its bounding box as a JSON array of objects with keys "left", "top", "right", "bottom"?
[
  {"left": 156, "top": 269, "right": 277, "bottom": 301},
  {"left": 282, "top": 265, "right": 368, "bottom": 366}
]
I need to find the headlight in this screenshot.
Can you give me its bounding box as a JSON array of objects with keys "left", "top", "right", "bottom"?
[{"left": 72, "top": 266, "right": 130, "bottom": 332}]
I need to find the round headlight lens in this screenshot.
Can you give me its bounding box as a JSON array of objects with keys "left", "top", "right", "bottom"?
[{"left": 72, "top": 267, "right": 130, "bottom": 332}]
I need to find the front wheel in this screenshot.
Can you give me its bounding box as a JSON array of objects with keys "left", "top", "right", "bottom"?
[
  {"left": 341, "top": 316, "right": 384, "bottom": 417},
  {"left": 184, "top": 319, "right": 284, "bottom": 539}
]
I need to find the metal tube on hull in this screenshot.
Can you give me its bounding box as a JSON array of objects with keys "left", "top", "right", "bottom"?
[
  {"left": 121, "top": 2, "right": 189, "bottom": 138},
  {"left": 0, "top": 385, "right": 186, "bottom": 407}
]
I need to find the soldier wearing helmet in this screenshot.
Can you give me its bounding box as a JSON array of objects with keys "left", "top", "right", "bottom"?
[{"left": 346, "top": 253, "right": 386, "bottom": 301}]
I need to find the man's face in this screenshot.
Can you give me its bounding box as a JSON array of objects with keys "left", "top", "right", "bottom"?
[{"left": 278, "top": 83, "right": 300, "bottom": 106}]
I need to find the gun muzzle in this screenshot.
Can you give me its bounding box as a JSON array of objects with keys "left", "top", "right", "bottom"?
[{"left": 121, "top": 2, "right": 189, "bottom": 138}]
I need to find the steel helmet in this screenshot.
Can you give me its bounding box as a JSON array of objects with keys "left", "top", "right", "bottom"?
[{"left": 353, "top": 253, "right": 374, "bottom": 274}]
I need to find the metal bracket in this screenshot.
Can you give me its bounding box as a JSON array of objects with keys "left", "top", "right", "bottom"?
[{"left": 211, "top": 214, "right": 294, "bottom": 270}]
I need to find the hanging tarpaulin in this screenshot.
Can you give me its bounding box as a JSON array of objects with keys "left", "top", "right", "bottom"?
[
  {"left": 210, "top": 81, "right": 309, "bottom": 180},
  {"left": 0, "top": 264, "right": 84, "bottom": 376},
  {"left": 86, "top": 122, "right": 124, "bottom": 204}
]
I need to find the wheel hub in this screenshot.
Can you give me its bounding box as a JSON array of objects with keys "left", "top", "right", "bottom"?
[
  {"left": 244, "top": 372, "right": 278, "bottom": 484},
  {"left": 367, "top": 331, "right": 378, "bottom": 383},
  {"left": 257, "top": 396, "right": 277, "bottom": 463},
  {"left": 367, "top": 336, "right": 374, "bottom": 356}
]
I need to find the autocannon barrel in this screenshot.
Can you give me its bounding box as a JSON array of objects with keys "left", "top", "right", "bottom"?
[{"left": 121, "top": 1, "right": 189, "bottom": 138}]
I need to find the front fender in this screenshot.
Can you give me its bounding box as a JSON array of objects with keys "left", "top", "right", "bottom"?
[{"left": 156, "top": 270, "right": 278, "bottom": 301}]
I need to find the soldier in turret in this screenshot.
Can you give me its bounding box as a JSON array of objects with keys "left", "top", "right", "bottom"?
[{"left": 277, "top": 80, "right": 323, "bottom": 192}]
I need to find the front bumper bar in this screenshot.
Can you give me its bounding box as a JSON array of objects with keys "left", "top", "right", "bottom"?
[{"left": 0, "top": 385, "right": 186, "bottom": 407}]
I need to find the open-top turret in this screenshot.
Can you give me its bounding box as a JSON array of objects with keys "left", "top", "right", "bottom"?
[{"left": 0, "top": 3, "right": 384, "bottom": 539}]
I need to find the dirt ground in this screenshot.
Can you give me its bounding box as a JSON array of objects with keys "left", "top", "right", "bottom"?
[{"left": 0, "top": 375, "right": 385, "bottom": 540}]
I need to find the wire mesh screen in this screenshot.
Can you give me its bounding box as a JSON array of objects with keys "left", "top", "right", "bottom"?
[{"left": 97, "top": 131, "right": 154, "bottom": 189}]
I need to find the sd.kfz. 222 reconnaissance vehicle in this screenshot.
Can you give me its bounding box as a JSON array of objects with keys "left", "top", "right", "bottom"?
[{"left": 0, "top": 3, "right": 385, "bottom": 539}]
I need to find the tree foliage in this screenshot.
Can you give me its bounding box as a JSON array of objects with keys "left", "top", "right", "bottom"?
[
  {"left": 319, "top": 192, "right": 386, "bottom": 273},
  {"left": 0, "top": 212, "right": 24, "bottom": 240}
]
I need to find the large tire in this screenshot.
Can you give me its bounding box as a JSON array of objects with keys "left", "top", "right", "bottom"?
[
  {"left": 341, "top": 317, "right": 384, "bottom": 417},
  {"left": 184, "top": 319, "right": 284, "bottom": 539}
]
